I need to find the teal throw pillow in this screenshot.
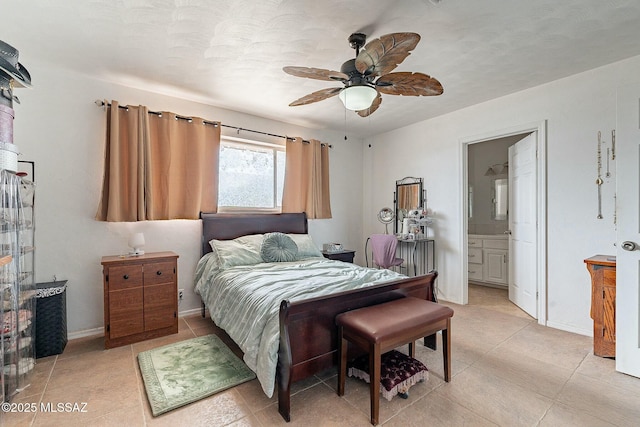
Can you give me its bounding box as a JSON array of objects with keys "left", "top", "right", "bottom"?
[{"left": 261, "top": 232, "right": 299, "bottom": 263}]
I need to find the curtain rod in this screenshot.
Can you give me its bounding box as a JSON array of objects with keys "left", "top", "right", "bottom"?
[{"left": 94, "top": 100, "right": 331, "bottom": 147}]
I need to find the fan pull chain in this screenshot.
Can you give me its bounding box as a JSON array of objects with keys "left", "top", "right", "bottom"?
[{"left": 344, "top": 106, "right": 348, "bottom": 140}]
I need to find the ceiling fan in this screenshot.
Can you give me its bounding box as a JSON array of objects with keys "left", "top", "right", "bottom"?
[{"left": 283, "top": 32, "right": 443, "bottom": 117}]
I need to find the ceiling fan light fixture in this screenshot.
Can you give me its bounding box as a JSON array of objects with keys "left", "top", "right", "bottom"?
[{"left": 338, "top": 85, "right": 377, "bottom": 111}]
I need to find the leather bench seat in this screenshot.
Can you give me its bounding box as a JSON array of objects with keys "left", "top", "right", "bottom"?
[{"left": 336, "top": 296, "right": 454, "bottom": 425}]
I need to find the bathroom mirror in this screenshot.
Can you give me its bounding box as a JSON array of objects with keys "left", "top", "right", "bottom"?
[{"left": 394, "top": 177, "right": 425, "bottom": 233}]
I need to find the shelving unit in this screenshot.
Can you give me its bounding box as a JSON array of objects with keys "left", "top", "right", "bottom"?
[{"left": 1, "top": 170, "right": 35, "bottom": 401}]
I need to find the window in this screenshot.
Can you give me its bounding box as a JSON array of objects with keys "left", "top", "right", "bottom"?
[{"left": 218, "top": 136, "right": 285, "bottom": 212}]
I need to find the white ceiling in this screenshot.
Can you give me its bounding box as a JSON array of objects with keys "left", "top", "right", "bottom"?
[{"left": 5, "top": 0, "right": 640, "bottom": 137}]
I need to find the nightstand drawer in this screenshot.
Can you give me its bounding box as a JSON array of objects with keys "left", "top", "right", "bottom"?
[
  {"left": 143, "top": 261, "right": 176, "bottom": 286},
  {"left": 109, "top": 265, "right": 143, "bottom": 291}
]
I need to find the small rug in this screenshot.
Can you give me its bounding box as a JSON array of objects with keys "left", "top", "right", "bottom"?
[{"left": 138, "top": 334, "right": 256, "bottom": 416}]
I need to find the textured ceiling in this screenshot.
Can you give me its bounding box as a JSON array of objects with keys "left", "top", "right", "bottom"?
[{"left": 4, "top": 0, "right": 640, "bottom": 137}]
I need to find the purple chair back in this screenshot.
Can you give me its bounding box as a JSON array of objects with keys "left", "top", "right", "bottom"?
[{"left": 370, "top": 234, "right": 401, "bottom": 269}]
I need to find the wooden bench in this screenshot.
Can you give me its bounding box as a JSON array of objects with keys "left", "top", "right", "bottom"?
[{"left": 336, "top": 297, "right": 454, "bottom": 425}]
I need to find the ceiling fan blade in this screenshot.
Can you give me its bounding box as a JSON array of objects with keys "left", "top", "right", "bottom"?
[
  {"left": 355, "top": 33, "right": 420, "bottom": 77},
  {"left": 289, "top": 87, "right": 343, "bottom": 106},
  {"left": 375, "top": 72, "right": 443, "bottom": 96},
  {"left": 356, "top": 92, "right": 382, "bottom": 117},
  {"left": 283, "top": 66, "right": 348, "bottom": 82}
]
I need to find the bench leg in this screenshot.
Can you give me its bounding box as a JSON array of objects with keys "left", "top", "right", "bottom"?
[
  {"left": 442, "top": 318, "right": 451, "bottom": 382},
  {"left": 370, "top": 344, "right": 381, "bottom": 425},
  {"left": 338, "top": 327, "right": 347, "bottom": 396},
  {"left": 408, "top": 340, "right": 415, "bottom": 358}
]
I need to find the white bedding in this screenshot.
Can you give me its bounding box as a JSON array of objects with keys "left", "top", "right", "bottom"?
[{"left": 194, "top": 254, "right": 404, "bottom": 397}]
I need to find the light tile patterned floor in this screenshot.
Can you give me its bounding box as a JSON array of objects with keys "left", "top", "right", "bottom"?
[{"left": 3, "top": 284, "right": 639, "bottom": 426}]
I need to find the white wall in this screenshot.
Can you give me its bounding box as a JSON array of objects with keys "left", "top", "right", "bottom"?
[
  {"left": 364, "top": 55, "right": 640, "bottom": 336},
  {"left": 12, "top": 58, "right": 364, "bottom": 336},
  {"left": 14, "top": 52, "right": 640, "bottom": 338}
]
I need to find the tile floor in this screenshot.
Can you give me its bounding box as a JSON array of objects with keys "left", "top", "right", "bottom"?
[{"left": 3, "top": 284, "right": 640, "bottom": 426}]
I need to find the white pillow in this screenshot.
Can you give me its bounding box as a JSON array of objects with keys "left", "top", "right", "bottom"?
[
  {"left": 288, "top": 234, "right": 324, "bottom": 259},
  {"left": 209, "top": 234, "right": 263, "bottom": 269}
]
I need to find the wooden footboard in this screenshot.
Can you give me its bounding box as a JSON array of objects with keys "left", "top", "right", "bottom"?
[{"left": 276, "top": 271, "right": 437, "bottom": 422}]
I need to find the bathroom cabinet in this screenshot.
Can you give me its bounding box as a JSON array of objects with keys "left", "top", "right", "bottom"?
[{"left": 468, "top": 234, "right": 508, "bottom": 287}]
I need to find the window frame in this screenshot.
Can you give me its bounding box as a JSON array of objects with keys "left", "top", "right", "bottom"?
[{"left": 217, "top": 135, "right": 285, "bottom": 214}]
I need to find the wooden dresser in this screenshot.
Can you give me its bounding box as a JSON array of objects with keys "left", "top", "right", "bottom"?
[
  {"left": 102, "top": 251, "right": 179, "bottom": 348},
  {"left": 584, "top": 255, "right": 616, "bottom": 358}
]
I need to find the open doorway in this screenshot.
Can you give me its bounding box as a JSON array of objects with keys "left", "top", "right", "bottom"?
[
  {"left": 467, "top": 135, "right": 525, "bottom": 313},
  {"left": 461, "top": 122, "right": 547, "bottom": 325}
]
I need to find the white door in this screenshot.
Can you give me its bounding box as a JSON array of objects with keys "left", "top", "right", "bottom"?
[
  {"left": 508, "top": 133, "right": 537, "bottom": 317},
  {"left": 615, "top": 84, "right": 640, "bottom": 377}
]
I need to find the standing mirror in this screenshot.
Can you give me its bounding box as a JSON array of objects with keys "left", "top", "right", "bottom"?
[
  {"left": 377, "top": 207, "right": 395, "bottom": 234},
  {"left": 394, "top": 177, "right": 425, "bottom": 234}
]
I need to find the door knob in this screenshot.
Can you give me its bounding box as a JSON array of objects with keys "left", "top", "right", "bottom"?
[
  {"left": 504, "top": 230, "right": 512, "bottom": 235},
  {"left": 622, "top": 241, "right": 638, "bottom": 251}
]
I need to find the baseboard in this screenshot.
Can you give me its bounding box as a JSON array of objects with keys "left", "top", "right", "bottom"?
[
  {"left": 468, "top": 280, "right": 508, "bottom": 289},
  {"left": 68, "top": 327, "right": 103, "bottom": 340},
  {"left": 178, "top": 308, "right": 202, "bottom": 317},
  {"left": 67, "top": 308, "right": 204, "bottom": 341},
  {"left": 546, "top": 320, "right": 591, "bottom": 337}
]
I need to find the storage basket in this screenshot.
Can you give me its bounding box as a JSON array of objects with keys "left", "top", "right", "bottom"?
[{"left": 35, "top": 280, "right": 68, "bottom": 358}]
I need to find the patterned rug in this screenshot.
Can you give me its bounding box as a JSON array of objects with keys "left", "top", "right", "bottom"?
[{"left": 138, "top": 334, "right": 256, "bottom": 416}]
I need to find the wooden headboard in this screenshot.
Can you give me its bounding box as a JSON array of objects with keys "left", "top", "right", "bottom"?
[{"left": 199, "top": 212, "right": 308, "bottom": 255}]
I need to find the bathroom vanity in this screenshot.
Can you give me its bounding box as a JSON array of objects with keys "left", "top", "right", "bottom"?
[{"left": 468, "top": 234, "right": 508, "bottom": 287}]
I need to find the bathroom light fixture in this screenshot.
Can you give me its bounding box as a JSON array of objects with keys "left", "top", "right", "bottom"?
[
  {"left": 484, "top": 166, "right": 496, "bottom": 176},
  {"left": 338, "top": 85, "right": 378, "bottom": 111},
  {"left": 128, "top": 232, "right": 145, "bottom": 256},
  {"left": 484, "top": 162, "right": 509, "bottom": 176}
]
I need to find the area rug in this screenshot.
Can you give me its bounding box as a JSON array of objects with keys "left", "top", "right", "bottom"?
[{"left": 138, "top": 334, "right": 256, "bottom": 416}]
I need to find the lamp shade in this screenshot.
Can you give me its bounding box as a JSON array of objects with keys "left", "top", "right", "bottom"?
[
  {"left": 338, "top": 85, "right": 378, "bottom": 111},
  {"left": 128, "top": 232, "right": 145, "bottom": 255}
]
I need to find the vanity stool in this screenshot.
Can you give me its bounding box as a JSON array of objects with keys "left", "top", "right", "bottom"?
[{"left": 336, "top": 297, "right": 454, "bottom": 425}]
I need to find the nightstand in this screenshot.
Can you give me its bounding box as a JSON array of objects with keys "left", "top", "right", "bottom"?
[
  {"left": 322, "top": 250, "right": 356, "bottom": 263},
  {"left": 101, "top": 251, "right": 179, "bottom": 348}
]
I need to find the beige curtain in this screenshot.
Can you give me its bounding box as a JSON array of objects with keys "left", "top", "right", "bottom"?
[
  {"left": 145, "top": 112, "right": 220, "bottom": 219},
  {"left": 96, "top": 101, "right": 149, "bottom": 221},
  {"left": 96, "top": 101, "right": 220, "bottom": 221},
  {"left": 282, "top": 137, "right": 332, "bottom": 219}
]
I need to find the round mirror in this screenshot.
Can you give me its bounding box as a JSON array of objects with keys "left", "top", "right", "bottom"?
[
  {"left": 378, "top": 207, "right": 394, "bottom": 224},
  {"left": 377, "top": 207, "right": 395, "bottom": 234}
]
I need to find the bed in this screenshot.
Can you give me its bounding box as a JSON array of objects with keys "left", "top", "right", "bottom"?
[{"left": 195, "top": 212, "right": 437, "bottom": 422}]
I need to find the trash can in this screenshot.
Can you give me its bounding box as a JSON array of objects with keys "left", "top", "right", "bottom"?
[{"left": 35, "top": 280, "right": 68, "bottom": 358}]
